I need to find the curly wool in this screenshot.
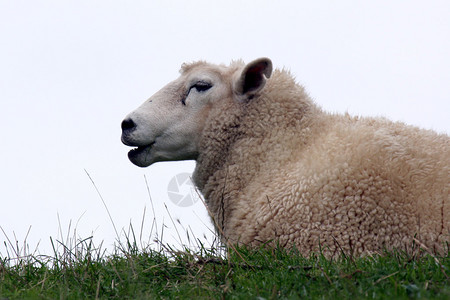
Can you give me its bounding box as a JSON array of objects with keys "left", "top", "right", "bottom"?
[{"left": 192, "top": 68, "right": 449, "bottom": 257}]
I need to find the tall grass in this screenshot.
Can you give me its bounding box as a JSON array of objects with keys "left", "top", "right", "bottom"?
[{"left": 1, "top": 227, "right": 449, "bottom": 299}]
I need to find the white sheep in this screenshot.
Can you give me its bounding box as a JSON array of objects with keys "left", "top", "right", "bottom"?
[{"left": 121, "top": 58, "right": 449, "bottom": 256}]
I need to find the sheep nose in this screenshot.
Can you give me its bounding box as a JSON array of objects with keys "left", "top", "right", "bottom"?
[{"left": 121, "top": 118, "right": 136, "bottom": 133}]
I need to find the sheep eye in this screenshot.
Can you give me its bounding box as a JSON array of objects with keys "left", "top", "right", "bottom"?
[
  {"left": 191, "top": 81, "right": 212, "bottom": 92},
  {"left": 182, "top": 81, "right": 212, "bottom": 105}
]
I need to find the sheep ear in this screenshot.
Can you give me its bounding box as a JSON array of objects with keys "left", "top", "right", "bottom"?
[{"left": 234, "top": 58, "right": 272, "bottom": 99}]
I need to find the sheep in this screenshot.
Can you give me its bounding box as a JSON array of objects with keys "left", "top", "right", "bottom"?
[{"left": 121, "top": 58, "right": 449, "bottom": 256}]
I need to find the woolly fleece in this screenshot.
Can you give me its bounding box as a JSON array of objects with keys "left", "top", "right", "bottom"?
[{"left": 190, "top": 61, "right": 449, "bottom": 256}]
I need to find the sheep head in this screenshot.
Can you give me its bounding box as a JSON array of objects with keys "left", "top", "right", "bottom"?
[{"left": 121, "top": 58, "right": 273, "bottom": 167}]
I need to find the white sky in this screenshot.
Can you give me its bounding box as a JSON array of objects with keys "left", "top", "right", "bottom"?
[{"left": 1, "top": 0, "right": 449, "bottom": 257}]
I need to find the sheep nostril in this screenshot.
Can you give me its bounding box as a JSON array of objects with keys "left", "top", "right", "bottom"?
[{"left": 121, "top": 118, "right": 136, "bottom": 132}]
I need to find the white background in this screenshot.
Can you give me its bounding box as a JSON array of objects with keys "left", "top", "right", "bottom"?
[{"left": 1, "top": 0, "right": 449, "bottom": 257}]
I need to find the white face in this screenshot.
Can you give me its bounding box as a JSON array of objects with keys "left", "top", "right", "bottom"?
[
  {"left": 121, "top": 66, "right": 230, "bottom": 167},
  {"left": 121, "top": 58, "right": 272, "bottom": 168}
]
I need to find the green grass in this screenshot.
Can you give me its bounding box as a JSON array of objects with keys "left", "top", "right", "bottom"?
[{"left": 1, "top": 236, "right": 449, "bottom": 299}]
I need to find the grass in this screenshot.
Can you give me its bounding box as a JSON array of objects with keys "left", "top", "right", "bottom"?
[
  {"left": 0, "top": 232, "right": 449, "bottom": 299},
  {"left": 1, "top": 174, "right": 449, "bottom": 299}
]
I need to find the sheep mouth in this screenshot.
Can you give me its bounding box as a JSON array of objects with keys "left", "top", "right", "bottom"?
[
  {"left": 128, "top": 142, "right": 155, "bottom": 156},
  {"left": 127, "top": 142, "right": 156, "bottom": 167}
]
